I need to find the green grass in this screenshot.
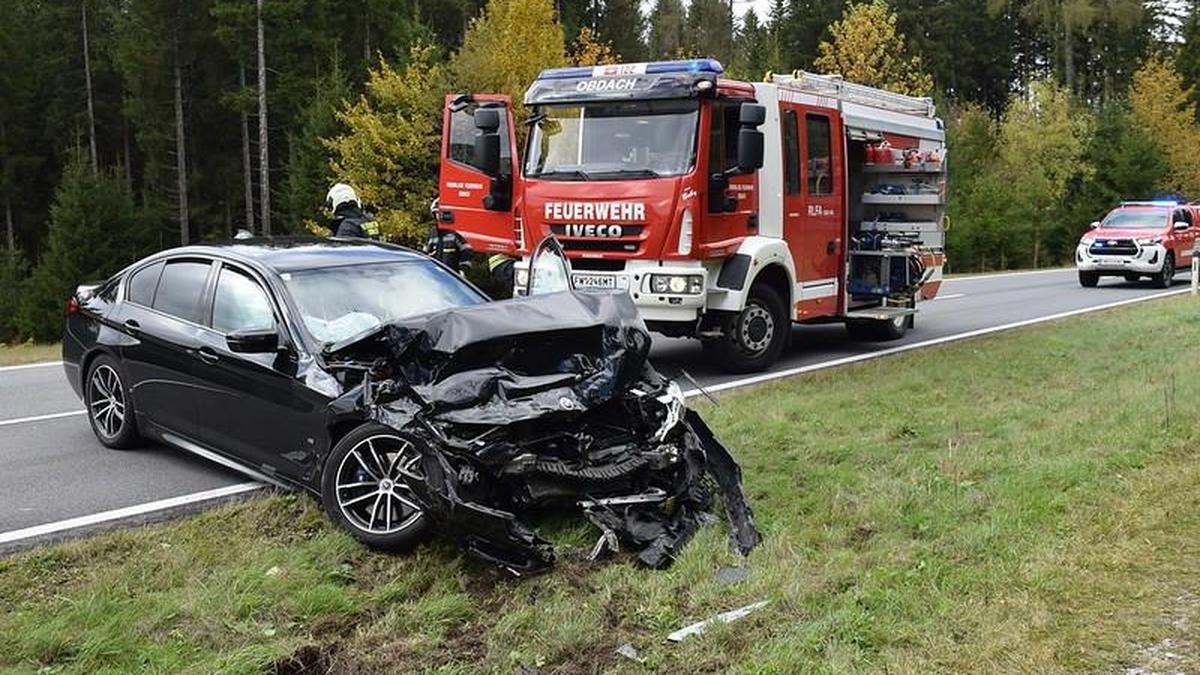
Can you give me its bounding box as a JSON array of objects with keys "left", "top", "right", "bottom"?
[
  {"left": 4, "top": 296, "right": 1200, "bottom": 673},
  {"left": 0, "top": 342, "right": 59, "bottom": 366}
]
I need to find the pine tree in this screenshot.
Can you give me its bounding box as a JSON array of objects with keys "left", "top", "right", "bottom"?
[
  {"left": 685, "top": 0, "right": 734, "bottom": 65},
  {"left": 17, "top": 156, "right": 140, "bottom": 341},
  {"left": 647, "top": 0, "right": 686, "bottom": 59},
  {"left": 729, "top": 9, "right": 769, "bottom": 80},
  {"left": 594, "top": 0, "right": 646, "bottom": 60}
]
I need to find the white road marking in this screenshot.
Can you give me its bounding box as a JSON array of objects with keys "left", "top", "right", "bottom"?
[
  {"left": 0, "top": 360, "right": 63, "bottom": 374},
  {"left": 0, "top": 482, "right": 264, "bottom": 546},
  {"left": 0, "top": 410, "right": 87, "bottom": 428},
  {"left": 933, "top": 293, "right": 965, "bottom": 300},
  {"left": 682, "top": 287, "right": 1191, "bottom": 398},
  {"left": 943, "top": 267, "right": 1072, "bottom": 282}
]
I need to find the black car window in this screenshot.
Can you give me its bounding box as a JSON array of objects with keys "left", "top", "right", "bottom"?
[
  {"left": 212, "top": 266, "right": 275, "bottom": 334},
  {"left": 152, "top": 260, "right": 211, "bottom": 323},
  {"left": 127, "top": 261, "right": 163, "bottom": 306}
]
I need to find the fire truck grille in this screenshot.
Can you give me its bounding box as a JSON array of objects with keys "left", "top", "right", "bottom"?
[
  {"left": 561, "top": 239, "right": 641, "bottom": 253},
  {"left": 1089, "top": 239, "right": 1137, "bottom": 256},
  {"left": 550, "top": 224, "right": 644, "bottom": 254}
]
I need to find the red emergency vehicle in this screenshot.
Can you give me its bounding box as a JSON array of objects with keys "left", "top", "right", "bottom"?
[
  {"left": 1075, "top": 201, "right": 1197, "bottom": 288},
  {"left": 436, "top": 60, "right": 947, "bottom": 372}
]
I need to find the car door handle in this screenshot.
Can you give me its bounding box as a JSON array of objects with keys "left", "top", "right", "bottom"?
[
  {"left": 123, "top": 319, "right": 140, "bottom": 333},
  {"left": 193, "top": 347, "right": 219, "bottom": 365}
]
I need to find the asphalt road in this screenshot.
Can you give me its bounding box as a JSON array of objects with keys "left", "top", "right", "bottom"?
[{"left": 0, "top": 267, "right": 1189, "bottom": 543}]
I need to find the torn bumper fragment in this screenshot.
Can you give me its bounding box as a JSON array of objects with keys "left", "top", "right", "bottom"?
[{"left": 325, "top": 290, "right": 760, "bottom": 572}]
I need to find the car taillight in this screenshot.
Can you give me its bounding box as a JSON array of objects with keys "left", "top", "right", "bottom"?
[{"left": 66, "top": 297, "right": 80, "bottom": 314}]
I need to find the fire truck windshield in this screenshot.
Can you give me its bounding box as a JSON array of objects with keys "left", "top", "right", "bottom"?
[
  {"left": 1101, "top": 209, "right": 1168, "bottom": 229},
  {"left": 525, "top": 100, "right": 699, "bottom": 180}
]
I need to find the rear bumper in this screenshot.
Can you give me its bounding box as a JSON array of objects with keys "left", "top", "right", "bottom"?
[{"left": 1076, "top": 243, "right": 1165, "bottom": 274}]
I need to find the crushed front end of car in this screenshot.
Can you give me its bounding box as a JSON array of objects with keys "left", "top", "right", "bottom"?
[{"left": 324, "top": 291, "right": 760, "bottom": 574}]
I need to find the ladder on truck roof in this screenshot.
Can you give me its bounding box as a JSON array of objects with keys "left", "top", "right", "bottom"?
[{"left": 769, "top": 71, "right": 936, "bottom": 118}]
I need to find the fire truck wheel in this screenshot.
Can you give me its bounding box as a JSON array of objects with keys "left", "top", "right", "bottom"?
[
  {"left": 1078, "top": 270, "right": 1100, "bottom": 287},
  {"left": 705, "top": 283, "right": 789, "bottom": 373},
  {"left": 1152, "top": 253, "right": 1175, "bottom": 289},
  {"left": 846, "top": 311, "right": 909, "bottom": 341}
]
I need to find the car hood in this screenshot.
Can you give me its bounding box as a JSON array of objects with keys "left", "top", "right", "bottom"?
[
  {"left": 324, "top": 290, "right": 654, "bottom": 426},
  {"left": 1083, "top": 228, "right": 1164, "bottom": 241}
]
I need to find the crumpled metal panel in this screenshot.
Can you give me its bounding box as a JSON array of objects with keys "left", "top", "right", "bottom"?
[{"left": 325, "top": 290, "right": 760, "bottom": 573}]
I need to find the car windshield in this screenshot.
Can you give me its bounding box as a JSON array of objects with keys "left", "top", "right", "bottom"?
[
  {"left": 1101, "top": 209, "right": 1167, "bottom": 229},
  {"left": 525, "top": 100, "right": 699, "bottom": 180},
  {"left": 282, "top": 261, "right": 484, "bottom": 345}
]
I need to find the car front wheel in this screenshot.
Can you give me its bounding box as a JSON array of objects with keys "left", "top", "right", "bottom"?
[
  {"left": 85, "top": 355, "right": 140, "bottom": 449},
  {"left": 1078, "top": 270, "right": 1100, "bottom": 287},
  {"left": 320, "top": 424, "right": 430, "bottom": 551},
  {"left": 1152, "top": 253, "right": 1175, "bottom": 289}
]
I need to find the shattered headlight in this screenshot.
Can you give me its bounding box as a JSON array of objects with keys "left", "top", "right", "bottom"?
[{"left": 654, "top": 381, "right": 686, "bottom": 441}]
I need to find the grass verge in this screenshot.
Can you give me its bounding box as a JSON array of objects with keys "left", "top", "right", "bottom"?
[
  {"left": 0, "top": 342, "right": 60, "bottom": 367},
  {"left": 3, "top": 296, "right": 1200, "bottom": 673}
]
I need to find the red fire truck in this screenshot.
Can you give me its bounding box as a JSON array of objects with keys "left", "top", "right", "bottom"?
[{"left": 435, "top": 60, "right": 947, "bottom": 372}]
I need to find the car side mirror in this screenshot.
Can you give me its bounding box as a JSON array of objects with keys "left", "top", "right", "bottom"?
[
  {"left": 1089, "top": 221, "right": 1100, "bottom": 229},
  {"left": 227, "top": 327, "right": 280, "bottom": 354},
  {"left": 1174, "top": 220, "right": 1190, "bottom": 231}
]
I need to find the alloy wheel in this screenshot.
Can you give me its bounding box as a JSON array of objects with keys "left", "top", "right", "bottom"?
[
  {"left": 88, "top": 364, "right": 126, "bottom": 440},
  {"left": 334, "top": 435, "right": 425, "bottom": 535}
]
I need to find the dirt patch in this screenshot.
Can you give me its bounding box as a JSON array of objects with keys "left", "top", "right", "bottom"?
[
  {"left": 1123, "top": 591, "right": 1200, "bottom": 675},
  {"left": 272, "top": 643, "right": 339, "bottom": 674}
]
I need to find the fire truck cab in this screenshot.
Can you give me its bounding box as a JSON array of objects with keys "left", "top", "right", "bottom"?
[
  {"left": 435, "top": 60, "right": 947, "bottom": 372},
  {"left": 1075, "top": 201, "right": 1197, "bottom": 288}
]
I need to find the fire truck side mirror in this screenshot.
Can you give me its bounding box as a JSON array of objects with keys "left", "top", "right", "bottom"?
[
  {"left": 739, "top": 103, "right": 766, "bottom": 127},
  {"left": 1089, "top": 221, "right": 1100, "bottom": 229},
  {"left": 473, "top": 108, "right": 502, "bottom": 177},
  {"left": 737, "top": 128, "right": 764, "bottom": 173}
]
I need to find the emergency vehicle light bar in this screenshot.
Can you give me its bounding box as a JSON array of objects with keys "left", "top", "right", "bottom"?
[
  {"left": 535, "top": 59, "right": 724, "bottom": 81},
  {"left": 1121, "top": 200, "right": 1180, "bottom": 207}
]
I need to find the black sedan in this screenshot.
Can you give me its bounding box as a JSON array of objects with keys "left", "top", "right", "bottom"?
[{"left": 64, "top": 237, "right": 758, "bottom": 571}]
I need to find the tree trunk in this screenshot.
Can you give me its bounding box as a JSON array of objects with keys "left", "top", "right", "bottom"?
[
  {"left": 1, "top": 119, "right": 11, "bottom": 251},
  {"left": 239, "top": 62, "right": 255, "bottom": 234},
  {"left": 174, "top": 28, "right": 189, "bottom": 245},
  {"left": 122, "top": 109, "right": 132, "bottom": 193},
  {"left": 82, "top": 0, "right": 98, "bottom": 176},
  {"left": 363, "top": 10, "right": 371, "bottom": 63},
  {"left": 1064, "top": 18, "right": 1075, "bottom": 94},
  {"left": 257, "top": 0, "right": 271, "bottom": 235}
]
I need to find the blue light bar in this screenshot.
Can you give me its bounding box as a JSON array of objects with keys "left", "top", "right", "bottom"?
[
  {"left": 535, "top": 59, "right": 724, "bottom": 81},
  {"left": 1121, "top": 200, "right": 1179, "bottom": 207}
]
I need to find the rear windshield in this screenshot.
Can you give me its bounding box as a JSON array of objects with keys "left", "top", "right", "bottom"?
[
  {"left": 1101, "top": 209, "right": 1167, "bottom": 229},
  {"left": 282, "top": 261, "right": 484, "bottom": 345}
]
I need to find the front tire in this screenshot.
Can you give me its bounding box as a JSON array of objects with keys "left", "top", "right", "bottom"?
[
  {"left": 1123, "top": 273, "right": 1141, "bottom": 282},
  {"left": 704, "top": 282, "right": 789, "bottom": 374},
  {"left": 320, "top": 424, "right": 430, "bottom": 552},
  {"left": 84, "top": 355, "right": 140, "bottom": 449},
  {"left": 1152, "top": 253, "right": 1175, "bottom": 289},
  {"left": 1078, "top": 270, "right": 1100, "bottom": 287}
]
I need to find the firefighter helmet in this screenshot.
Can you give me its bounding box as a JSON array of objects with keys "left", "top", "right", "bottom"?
[{"left": 326, "top": 183, "right": 361, "bottom": 211}]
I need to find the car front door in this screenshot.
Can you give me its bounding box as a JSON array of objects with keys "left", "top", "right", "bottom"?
[
  {"left": 115, "top": 257, "right": 217, "bottom": 440},
  {"left": 188, "top": 261, "right": 328, "bottom": 482},
  {"left": 1173, "top": 208, "right": 1196, "bottom": 265}
]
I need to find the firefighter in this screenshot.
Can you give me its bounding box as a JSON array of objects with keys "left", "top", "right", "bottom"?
[
  {"left": 326, "top": 183, "right": 380, "bottom": 239},
  {"left": 488, "top": 252, "right": 516, "bottom": 293}
]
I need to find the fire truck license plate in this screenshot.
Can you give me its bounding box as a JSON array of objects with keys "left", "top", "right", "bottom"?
[{"left": 572, "top": 273, "right": 616, "bottom": 289}]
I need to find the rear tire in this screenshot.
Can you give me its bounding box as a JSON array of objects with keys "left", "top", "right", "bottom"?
[
  {"left": 846, "top": 308, "right": 910, "bottom": 341},
  {"left": 1078, "top": 270, "right": 1100, "bottom": 287},
  {"left": 84, "top": 355, "right": 140, "bottom": 449},
  {"left": 704, "top": 282, "right": 789, "bottom": 374},
  {"left": 1123, "top": 273, "right": 1141, "bottom": 282},
  {"left": 320, "top": 424, "right": 430, "bottom": 552},
  {"left": 1152, "top": 253, "right": 1175, "bottom": 289}
]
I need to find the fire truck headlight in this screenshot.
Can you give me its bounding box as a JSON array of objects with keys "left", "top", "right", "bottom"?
[
  {"left": 1135, "top": 236, "right": 1162, "bottom": 245},
  {"left": 677, "top": 208, "right": 693, "bottom": 255},
  {"left": 514, "top": 267, "right": 529, "bottom": 290},
  {"left": 650, "top": 274, "right": 704, "bottom": 295}
]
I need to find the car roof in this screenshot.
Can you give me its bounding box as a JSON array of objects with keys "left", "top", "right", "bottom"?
[{"left": 156, "top": 236, "right": 429, "bottom": 273}]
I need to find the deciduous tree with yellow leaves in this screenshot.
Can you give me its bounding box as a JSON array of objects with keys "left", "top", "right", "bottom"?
[
  {"left": 814, "top": 0, "right": 933, "bottom": 97},
  {"left": 1129, "top": 56, "right": 1200, "bottom": 197},
  {"left": 325, "top": 45, "right": 447, "bottom": 244}
]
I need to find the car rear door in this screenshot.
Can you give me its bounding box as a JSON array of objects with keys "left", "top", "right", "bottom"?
[
  {"left": 1175, "top": 207, "right": 1196, "bottom": 265},
  {"left": 436, "top": 94, "right": 521, "bottom": 255},
  {"left": 115, "top": 257, "right": 216, "bottom": 439},
  {"left": 188, "top": 261, "right": 327, "bottom": 482}
]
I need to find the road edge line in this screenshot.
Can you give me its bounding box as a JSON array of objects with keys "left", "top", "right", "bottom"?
[
  {"left": 0, "top": 482, "right": 265, "bottom": 549},
  {"left": 683, "top": 287, "right": 1190, "bottom": 398},
  {"left": 0, "top": 410, "right": 87, "bottom": 428},
  {"left": 0, "top": 360, "right": 63, "bottom": 373}
]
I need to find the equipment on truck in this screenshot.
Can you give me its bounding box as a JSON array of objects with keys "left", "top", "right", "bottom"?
[{"left": 431, "top": 60, "right": 947, "bottom": 372}]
